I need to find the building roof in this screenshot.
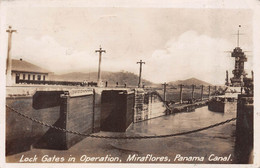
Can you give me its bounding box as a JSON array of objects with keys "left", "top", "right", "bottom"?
[{"left": 12, "top": 59, "right": 50, "bottom": 74}]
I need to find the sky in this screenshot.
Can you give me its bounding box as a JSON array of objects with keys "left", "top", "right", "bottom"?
[{"left": 3, "top": 7, "right": 253, "bottom": 84}]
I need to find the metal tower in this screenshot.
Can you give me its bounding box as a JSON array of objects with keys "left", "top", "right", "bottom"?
[{"left": 230, "top": 26, "right": 248, "bottom": 87}]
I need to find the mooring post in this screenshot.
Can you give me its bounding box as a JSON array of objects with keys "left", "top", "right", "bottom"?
[
  {"left": 208, "top": 85, "right": 211, "bottom": 99},
  {"left": 179, "top": 84, "right": 184, "bottom": 104},
  {"left": 162, "top": 82, "right": 168, "bottom": 102},
  {"left": 191, "top": 84, "right": 195, "bottom": 102},
  {"left": 200, "top": 85, "right": 204, "bottom": 101}
]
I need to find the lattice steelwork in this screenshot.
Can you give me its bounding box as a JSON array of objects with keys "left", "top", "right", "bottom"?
[{"left": 230, "top": 47, "right": 247, "bottom": 87}]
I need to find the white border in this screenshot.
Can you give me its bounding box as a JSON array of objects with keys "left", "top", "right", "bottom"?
[{"left": 0, "top": 0, "right": 260, "bottom": 168}]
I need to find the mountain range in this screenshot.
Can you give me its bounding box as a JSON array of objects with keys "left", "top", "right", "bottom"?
[
  {"left": 49, "top": 71, "right": 212, "bottom": 87},
  {"left": 49, "top": 71, "right": 153, "bottom": 86},
  {"left": 168, "top": 77, "right": 212, "bottom": 86}
]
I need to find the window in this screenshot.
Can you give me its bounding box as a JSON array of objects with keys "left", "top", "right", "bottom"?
[
  {"left": 15, "top": 74, "right": 20, "bottom": 84},
  {"left": 23, "top": 74, "right": 25, "bottom": 80},
  {"left": 37, "top": 75, "right": 41, "bottom": 81},
  {"left": 33, "top": 75, "right": 35, "bottom": 80},
  {"left": 28, "top": 74, "right": 31, "bottom": 80}
]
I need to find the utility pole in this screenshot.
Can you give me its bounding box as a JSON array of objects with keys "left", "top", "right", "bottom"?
[
  {"left": 191, "top": 84, "right": 195, "bottom": 102},
  {"left": 95, "top": 46, "right": 106, "bottom": 87},
  {"left": 162, "top": 82, "right": 168, "bottom": 102},
  {"left": 6, "top": 26, "right": 17, "bottom": 86},
  {"left": 208, "top": 86, "right": 211, "bottom": 99},
  {"left": 200, "top": 85, "right": 204, "bottom": 101},
  {"left": 137, "top": 60, "right": 145, "bottom": 88},
  {"left": 179, "top": 84, "right": 184, "bottom": 104}
]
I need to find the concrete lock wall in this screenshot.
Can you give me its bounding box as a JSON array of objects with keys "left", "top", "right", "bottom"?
[
  {"left": 134, "top": 89, "right": 166, "bottom": 122},
  {"left": 32, "top": 91, "right": 68, "bottom": 150},
  {"left": 33, "top": 90, "right": 94, "bottom": 150},
  {"left": 100, "top": 90, "right": 135, "bottom": 132},
  {"left": 66, "top": 93, "right": 94, "bottom": 148},
  {"left": 6, "top": 89, "right": 94, "bottom": 155},
  {"left": 6, "top": 96, "right": 35, "bottom": 156},
  {"left": 235, "top": 95, "right": 253, "bottom": 164},
  {"left": 6, "top": 87, "right": 167, "bottom": 155},
  {"left": 93, "top": 88, "right": 102, "bottom": 133},
  {"left": 134, "top": 89, "right": 146, "bottom": 122},
  {"left": 6, "top": 93, "right": 63, "bottom": 155},
  {"left": 31, "top": 91, "right": 66, "bottom": 150}
]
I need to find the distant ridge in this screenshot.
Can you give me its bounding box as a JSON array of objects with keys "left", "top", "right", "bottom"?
[
  {"left": 49, "top": 72, "right": 211, "bottom": 87},
  {"left": 49, "top": 71, "right": 154, "bottom": 86},
  {"left": 168, "top": 78, "right": 212, "bottom": 86}
]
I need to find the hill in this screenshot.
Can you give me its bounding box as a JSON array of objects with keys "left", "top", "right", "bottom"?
[
  {"left": 49, "top": 71, "right": 154, "bottom": 86},
  {"left": 168, "top": 78, "right": 212, "bottom": 86}
]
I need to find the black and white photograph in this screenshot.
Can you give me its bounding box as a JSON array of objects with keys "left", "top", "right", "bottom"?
[{"left": 0, "top": 0, "right": 259, "bottom": 167}]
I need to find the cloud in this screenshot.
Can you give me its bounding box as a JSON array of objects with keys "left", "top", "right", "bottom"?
[
  {"left": 144, "top": 30, "right": 251, "bottom": 84},
  {"left": 12, "top": 35, "right": 138, "bottom": 74},
  {"left": 12, "top": 32, "right": 253, "bottom": 85},
  {"left": 13, "top": 36, "right": 98, "bottom": 73}
]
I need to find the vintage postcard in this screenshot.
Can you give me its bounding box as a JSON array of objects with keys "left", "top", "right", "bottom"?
[{"left": 0, "top": 0, "right": 260, "bottom": 167}]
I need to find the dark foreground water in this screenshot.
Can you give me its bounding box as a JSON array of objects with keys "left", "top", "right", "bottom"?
[{"left": 7, "top": 105, "right": 237, "bottom": 164}]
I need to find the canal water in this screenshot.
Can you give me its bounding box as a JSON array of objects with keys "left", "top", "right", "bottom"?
[
  {"left": 6, "top": 104, "right": 237, "bottom": 164},
  {"left": 112, "top": 105, "right": 237, "bottom": 163}
]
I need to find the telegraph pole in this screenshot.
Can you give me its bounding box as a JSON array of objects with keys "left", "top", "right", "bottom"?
[
  {"left": 200, "top": 85, "right": 204, "bottom": 101},
  {"left": 6, "top": 26, "right": 17, "bottom": 86},
  {"left": 162, "top": 82, "right": 168, "bottom": 102},
  {"left": 95, "top": 46, "right": 106, "bottom": 87},
  {"left": 191, "top": 84, "right": 195, "bottom": 102},
  {"left": 137, "top": 60, "right": 145, "bottom": 88},
  {"left": 208, "top": 85, "right": 211, "bottom": 99},
  {"left": 179, "top": 84, "right": 184, "bottom": 104}
]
